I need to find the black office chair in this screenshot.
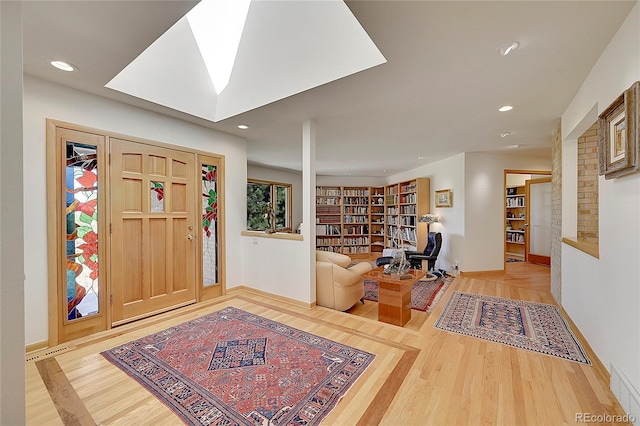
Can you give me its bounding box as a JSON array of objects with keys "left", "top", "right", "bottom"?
[{"left": 405, "top": 232, "right": 442, "bottom": 271}]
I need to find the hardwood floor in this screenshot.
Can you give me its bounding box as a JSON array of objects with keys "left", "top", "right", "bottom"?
[{"left": 26, "top": 263, "right": 629, "bottom": 425}]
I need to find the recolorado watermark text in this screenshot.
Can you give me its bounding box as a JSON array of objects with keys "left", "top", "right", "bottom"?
[{"left": 576, "top": 413, "right": 636, "bottom": 423}]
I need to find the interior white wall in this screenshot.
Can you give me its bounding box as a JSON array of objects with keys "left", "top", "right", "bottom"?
[
  {"left": 387, "top": 152, "right": 551, "bottom": 273},
  {"left": 560, "top": 2, "right": 640, "bottom": 396},
  {"left": 387, "top": 153, "right": 465, "bottom": 274},
  {"left": 464, "top": 153, "right": 551, "bottom": 272},
  {"left": 247, "top": 164, "right": 303, "bottom": 230},
  {"left": 316, "top": 175, "right": 386, "bottom": 187},
  {"left": 23, "top": 76, "right": 248, "bottom": 345},
  {"left": 506, "top": 174, "right": 532, "bottom": 187},
  {"left": 239, "top": 121, "right": 316, "bottom": 304}
]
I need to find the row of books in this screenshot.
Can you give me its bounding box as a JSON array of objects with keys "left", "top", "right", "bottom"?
[
  {"left": 316, "top": 224, "right": 341, "bottom": 235},
  {"left": 343, "top": 237, "right": 369, "bottom": 245},
  {"left": 343, "top": 206, "right": 368, "bottom": 214},
  {"left": 316, "top": 197, "right": 341, "bottom": 205},
  {"left": 316, "top": 188, "right": 341, "bottom": 196},
  {"left": 343, "top": 189, "right": 370, "bottom": 196},
  {"left": 316, "top": 205, "right": 340, "bottom": 214}
]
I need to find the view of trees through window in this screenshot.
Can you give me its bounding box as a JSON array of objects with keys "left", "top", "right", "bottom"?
[{"left": 247, "top": 180, "right": 291, "bottom": 231}]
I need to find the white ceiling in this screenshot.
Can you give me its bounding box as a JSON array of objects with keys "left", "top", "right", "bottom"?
[
  {"left": 105, "top": 0, "right": 386, "bottom": 122},
  {"left": 23, "top": 1, "right": 637, "bottom": 177}
]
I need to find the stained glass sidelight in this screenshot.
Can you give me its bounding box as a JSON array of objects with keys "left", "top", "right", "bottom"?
[
  {"left": 202, "top": 164, "right": 218, "bottom": 286},
  {"left": 65, "top": 142, "right": 99, "bottom": 320}
]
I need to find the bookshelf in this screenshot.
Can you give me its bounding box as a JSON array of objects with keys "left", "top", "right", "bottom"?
[
  {"left": 316, "top": 186, "right": 342, "bottom": 253},
  {"left": 505, "top": 185, "right": 526, "bottom": 261},
  {"left": 315, "top": 180, "right": 429, "bottom": 257},
  {"left": 384, "top": 178, "right": 430, "bottom": 251},
  {"left": 370, "top": 187, "right": 385, "bottom": 254},
  {"left": 342, "top": 187, "right": 370, "bottom": 255}
]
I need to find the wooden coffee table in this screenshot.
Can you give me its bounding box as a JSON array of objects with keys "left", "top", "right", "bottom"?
[{"left": 362, "top": 267, "right": 428, "bottom": 326}]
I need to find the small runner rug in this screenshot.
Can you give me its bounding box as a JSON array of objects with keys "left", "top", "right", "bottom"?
[
  {"left": 363, "top": 275, "right": 450, "bottom": 312},
  {"left": 434, "top": 292, "right": 591, "bottom": 365},
  {"left": 102, "top": 306, "right": 375, "bottom": 425}
]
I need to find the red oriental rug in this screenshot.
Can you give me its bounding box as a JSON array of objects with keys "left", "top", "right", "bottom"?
[
  {"left": 363, "top": 275, "right": 450, "bottom": 312},
  {"left": 102, "top": 307, "right": 375, "bottom": 425},
  {"left": 434, "top": 292, "right": 591, "bottom": 365}
]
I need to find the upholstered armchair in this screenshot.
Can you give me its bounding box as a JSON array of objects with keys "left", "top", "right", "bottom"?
[{"left": 316, "top": 250, "right": 372, "bottom": 311}]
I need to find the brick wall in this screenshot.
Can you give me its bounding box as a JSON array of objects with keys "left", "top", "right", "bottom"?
[
  {"left": 577, "top": 123, "right": 599, "bottom": 243},
  {"left": 551, "top": 122, "right": 562, "bottom": 304}
]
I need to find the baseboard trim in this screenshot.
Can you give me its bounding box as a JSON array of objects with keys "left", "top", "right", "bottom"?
[
  {"left": 26, "top": 340, "right": 49, "bottom": 354},
  {"left": 459, "top": 269, "right": 505, "bottom": 277},
  {"left": 229, "top": 285, "right": 315, "bottom": 310}
]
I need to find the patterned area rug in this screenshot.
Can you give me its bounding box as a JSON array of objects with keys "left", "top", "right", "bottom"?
[
  {"left": 364, "top": 276, "right": 450, "bottom": 312},
  {"left": 102, "top": 307, "right": 375, "bottom": 425},
  {"left": 434, "top": 292, "right": 591, "bottom": 365}
]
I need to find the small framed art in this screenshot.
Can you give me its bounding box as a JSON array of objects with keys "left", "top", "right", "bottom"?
[
  {"left": 598, "top": 81, "right": 639, "bottom": 179},
  {"left": 435, "top": 189, "right": 452, "bottom": 207}
]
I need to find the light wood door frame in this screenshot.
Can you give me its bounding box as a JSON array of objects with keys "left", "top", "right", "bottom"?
[
  {"left": 46, "top": 120, "right": 227, "bottom": 345},
  {"left": 46, "top": 120, "right": 110, "bottom": 345}
]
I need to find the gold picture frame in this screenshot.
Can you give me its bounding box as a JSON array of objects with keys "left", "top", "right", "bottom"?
[
  {"left": 598, "top": 81, "right": 639, "bottom": 179},
  {"left": 435, "top": 189, "right": 452, "bottom": 207}
]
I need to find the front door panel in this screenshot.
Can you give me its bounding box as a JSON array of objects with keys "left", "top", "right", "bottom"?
[{"left": 110, "top": 139, "right": 196, "bottom": 325}]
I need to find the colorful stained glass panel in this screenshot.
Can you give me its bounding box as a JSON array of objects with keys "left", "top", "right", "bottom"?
[
  {"left": 65, "top": 142, "right": 99, "bottom": 320},
  {"left": 151, "top": 181, "right": 165, "bottom": 212},
  {"left": 202, "top": 164, "right": 218, "bottom": 286}
]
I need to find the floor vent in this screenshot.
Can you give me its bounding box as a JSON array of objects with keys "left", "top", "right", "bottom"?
[
  {"left": 611, "top": 364, "right": 640, "bottom": 425},
  {"left": 25, "top": 345, "right": 71, "bottom": 363}
]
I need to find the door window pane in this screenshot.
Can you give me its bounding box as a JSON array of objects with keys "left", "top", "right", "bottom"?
[{"left": 150, "top": 181, "right": 165, "bottom": 212}]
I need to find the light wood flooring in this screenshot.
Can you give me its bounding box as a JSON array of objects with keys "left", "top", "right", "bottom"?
[{"left": 26, "top": 262, "right": 629, "bottom": 425}]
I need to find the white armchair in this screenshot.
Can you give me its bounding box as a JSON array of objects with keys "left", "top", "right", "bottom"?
[{"left": 316, "top": 250, "right": 373, "bottom": 311}]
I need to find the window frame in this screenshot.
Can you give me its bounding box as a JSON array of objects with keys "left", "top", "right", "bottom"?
[{"left": 247, "top": 179, "right": 292, "bottom": 232}]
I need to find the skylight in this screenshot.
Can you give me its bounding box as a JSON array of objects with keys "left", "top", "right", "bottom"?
[{"left": 186, "top": 0, "right": 251, "bottom": 94}]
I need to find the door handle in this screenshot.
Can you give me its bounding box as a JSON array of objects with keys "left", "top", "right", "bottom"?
[{"left": 186, "top": 234, "right": 194, "bottom": 240}]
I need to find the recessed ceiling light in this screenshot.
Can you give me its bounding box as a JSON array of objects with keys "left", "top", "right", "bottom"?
[
  {"left": 500, "top": 132, "right": 511, "bottom": 138},
  {"left": 418, "top": 156, "right": 425, "bottom": 160},
  {"left": 509, "top": 144, "right": 520, "bottom": 149},
  {"left": 50, "top": 60, "right": 76, "bottom": 72},
  {"left": 499, "top": 105, "right": 514, "bottom": 112},
  {"left": 383, "top": 169, "right": 387, "bottom": 173},
  {"left": 237, "top": 124, "right": 249, "bottom": 129},
  {"left": 499, "top": 41, "right": 519, "bottom": 57}
]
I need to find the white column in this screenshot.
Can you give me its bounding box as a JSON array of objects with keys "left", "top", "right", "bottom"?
[
  {"left": 0, "top": 1, "right": 26, "bottom": 423},
  {"left": 302, "top": 120, "right": 316, "bottom": 302}
]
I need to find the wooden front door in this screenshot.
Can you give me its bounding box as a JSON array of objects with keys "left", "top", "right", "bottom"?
[{"left": 110, "top": 139, "right": 197, "bottom": 325}]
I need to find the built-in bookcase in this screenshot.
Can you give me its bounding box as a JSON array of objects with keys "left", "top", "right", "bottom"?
[
  {"left": 505, "top": 185, "right": 526, "bottom": 261},
  {"left": 384, "top": 178, "right": 430, "bottom": 251},
  {"left": 316, "top": 186, "right": 342, "bottom": 253},
  {"left": 315, "top": 180, "right": 429, "bottom": 257}
]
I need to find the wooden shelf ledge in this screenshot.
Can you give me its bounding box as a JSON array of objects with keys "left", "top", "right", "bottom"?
[
  {"left": 562, "top": 237, "right": 599, "bottom": 259},
  {"left": 241, "top": 230, "right": 303, "bottom": 241}
]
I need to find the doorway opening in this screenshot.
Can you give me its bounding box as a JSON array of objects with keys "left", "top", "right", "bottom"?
[{"left": 504, "top": 170, "right": 551, "bottom": 267}]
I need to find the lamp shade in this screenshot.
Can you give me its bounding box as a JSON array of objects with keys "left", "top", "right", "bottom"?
[{"left": 419, "top": 214, "right": 440, "bottom": 224}]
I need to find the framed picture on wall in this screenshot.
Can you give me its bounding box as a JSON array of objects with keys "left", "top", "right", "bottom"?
[
  {"left": 598, "top": 81, "right": 639, "bottom": 179},
  {"left": 435, "top": 189, "right": 452, "bottom": 207}
]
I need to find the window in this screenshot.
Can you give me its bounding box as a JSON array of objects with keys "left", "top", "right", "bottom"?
[{"left": 247, "top": 179, "right": 292, "bottom": 231}]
